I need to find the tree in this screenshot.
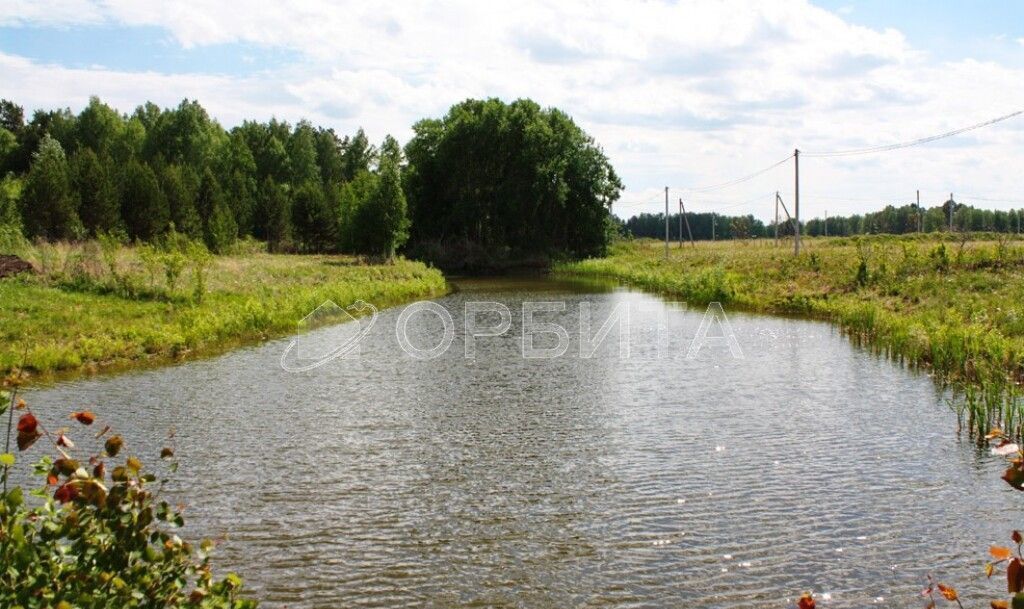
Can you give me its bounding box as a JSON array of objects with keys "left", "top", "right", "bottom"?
[
  {"left": 70, "top": 148, "right": 122, "bottom": 235},
  {"left": 353, "top": 137, "right": 409, "bottom": 259},
  {"left": 217, "top": 132, "right": 257, "bottom": 235},
  {"left": 196, "top": 169, "right": 236, "bottom": 253},
  {"left": 0, "top": 99, "right": 24, "bottom": 135},
  {"left": 75, "top": 96, "right": 125, "bottom": 155},
  {"left": 157, "top": 163, "right": 202, "bottom": 239},
  {"left": 289, "top": 121, "right": 321, "bottom": 185},
  {"left": 120, "top": 159, "right": 169, "bottom": 241},
  {"left": 259, "top": 176, "right": 291, "bottom": 252},
  {"left": 340, "top": 128, "right": 376, "bottom": 181},
  {"left": 22, "top": 135, "right": 82, "bottom": 240},
  {"left": 291, "top": 180, "right": 335, "bottom": 253},
  {"left": 335, "top": 170, "right": 378, "bottom": 251},
  {"left": 403, "top": 98, "right": 621, "bottom": 265}
]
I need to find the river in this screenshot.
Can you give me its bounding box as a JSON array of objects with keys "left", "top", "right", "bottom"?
[{"left": 20, "top": 276, "right": 1019, "bottom": 608}]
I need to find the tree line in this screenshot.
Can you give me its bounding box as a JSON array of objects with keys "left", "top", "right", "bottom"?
[
  {"left": 0, "top": 96, "right": 622, "bottom": 266},
  {"left": 0, "top": 96, "right": 404, "bottom": 257},
  {"left": 622, "top": 199, "right": 1024, "bottom": 241},
  {"left": 623, "top": 211, "right": 769, "bottom": 241}
]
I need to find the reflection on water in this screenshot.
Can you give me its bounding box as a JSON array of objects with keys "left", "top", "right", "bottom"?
[{"left": 20, "top": 276, "right": 1020, "bottom": 608}]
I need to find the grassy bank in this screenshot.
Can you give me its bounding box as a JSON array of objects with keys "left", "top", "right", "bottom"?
[
  {"left": 557, "top": 234, "right": 1024, "bottom": 439},
  {"left": 0, "top": 239, "right": 447, "bottom": 379}
]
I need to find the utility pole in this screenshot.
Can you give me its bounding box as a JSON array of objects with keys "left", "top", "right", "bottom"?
[
  {"left": 774, "top": 191, "right": 779, "bottom": 247},
  {"left": 917, "top": 190, "right": 921, "bottom": 232},
  {"left": 794, "top": 149, "right": 801, "bottom": 255},
  {"left": 824, "top": 209, "right": 828, "bottom": 237},
  {"left": 664, "top": 186, "right": 669, "bottom": 259},
  {"left": 678, "top": 200, "right": 683, "bottom": 248},
  {"left": 679, "top": 198, "right": 695, "bottom": 248},
  {"left": 949, "top": 192, "right": 954, "bottom": 232}
]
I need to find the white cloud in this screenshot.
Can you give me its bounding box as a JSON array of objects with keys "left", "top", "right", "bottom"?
[{"left": 2, "top": 0, "right": 1023, "bottom": 219}]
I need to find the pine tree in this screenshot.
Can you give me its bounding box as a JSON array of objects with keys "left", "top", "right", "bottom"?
[
  {"left": 291, "top": 180, "right": 335, "bottom": 253},
  {"left": 71, "top": 148, "right": 122, "bottom": 235},
  {"left": 120, "top": 159, "right": 169, "bottom": 241},
  {"left": 22, "top": 135, "right": 83, "bottom": 240},
  {"left": 196, "top": 169, "right": 236, "bottom": 253},
  {"left": 259, "top": 176, "right": 291, "bottom": 252},
  {"left": 158, "top": 163, "right": 202, "bottom": 239}
]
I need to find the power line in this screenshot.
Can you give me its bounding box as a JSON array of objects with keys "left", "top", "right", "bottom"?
[
  {"left": 678, "top": 153, "right": 793, "bottom": 193},
  {"left": 802, "top": 109, "right": 1024, "bottom": 158}
]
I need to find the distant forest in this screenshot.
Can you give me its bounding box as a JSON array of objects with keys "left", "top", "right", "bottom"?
[
  {"left": 622, "top": 199, "right": 1024, "bottom": 241},
  {"left": 0, "top": 96, "right": 621, "bottom": 265}
]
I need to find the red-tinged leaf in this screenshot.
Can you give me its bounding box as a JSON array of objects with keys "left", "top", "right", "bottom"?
[
  {"left": 92, "top": 462, "right": 105, "bottom": 479},
  {"left": 16, "top": 413, "right": 37, "bottom": 434},
  {"left": 1014, "top": 531, "right": 1023, "bottom": 545},
  {"left": 54, "top": 482, "right": 78, "bottom": 503},
  {"left": 16, "top": 430, "right": 40, "bottom": 451},
  {"left": 938, "top": 583, "right": 959, "bottom": 601},
  {"left": 994, "top": 546, "right": 1015, "bottom": 561},
  {"left": 160, "top": 447, "right": 174, "bottom": 459},
  {"left": 104, "top": 435, "right": 123, "bottom": 457},
  {"left": 56, "top": 433, "right": 74, "bottom": 448},
  {"left": 1004, "top": 465, "right": 1024, "bottom": 490},
  {"left": 46, "top": 472, "right": 58, "bottom": 486},
  {"left": 992, "top": 600, "right": 1009, "bottom": 609},
  {"left": 1009, "top": 558, "right": 1024, "bottom": 593},
  {"left": 989, "top": 428, "right": 1006, "bottom": 439},
  {"left": 70, "top": 410, "right": 95, "bottom": 425},
  {"left": 797, "top": 593, "right": 815, "bottom": 609}
]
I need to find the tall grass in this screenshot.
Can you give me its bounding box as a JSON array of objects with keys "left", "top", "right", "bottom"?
[
  {"left": 557, "top": 234, "right": 1024, "bottom": 441},
  {"left": 0, "top": 239, "right": 447, "bottom": 378}
]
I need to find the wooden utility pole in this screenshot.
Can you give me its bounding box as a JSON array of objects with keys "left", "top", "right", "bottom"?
[
  {"left": 774, "top": 191, "right": 779, "bottom": 247},
  {"left": 664, "top": 186, "right": 669, "bottom": 259},
  {"left": 678, "top": 200, "right": 683, "bottom": 248},
  {"left": 949, "top": 192, "right": 954, "bottom": 232},
  {"left": 917, "top": 190, "right": 922, "bottom": 232},
  {"left": 679, "top": 198, "right": 695, "bottom": 248},
  {"left": 794, "top": 149, "right": 801, "bottom": 255}
]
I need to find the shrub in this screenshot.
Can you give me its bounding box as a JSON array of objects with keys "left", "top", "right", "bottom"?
[{"left": 0, "top": 370, "right": 256, "bottom": 609}]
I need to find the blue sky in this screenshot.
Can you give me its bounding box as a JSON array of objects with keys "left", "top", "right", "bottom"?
[{"left": 0, "top": 0, "right": 1022, "bottom": 220}]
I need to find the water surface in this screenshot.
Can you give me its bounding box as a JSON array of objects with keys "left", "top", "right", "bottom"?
[{"left": 21, "top": 276, "right": 1018, "bottom": 608}]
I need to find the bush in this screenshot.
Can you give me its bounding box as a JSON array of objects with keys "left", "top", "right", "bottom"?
[{"left": 0, "top": 371, "right": 256, "bottom": 608}]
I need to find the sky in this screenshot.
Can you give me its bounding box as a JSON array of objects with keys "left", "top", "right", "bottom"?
[{"left": 1, "top": 0, "right": 1023, "bottom": 221}]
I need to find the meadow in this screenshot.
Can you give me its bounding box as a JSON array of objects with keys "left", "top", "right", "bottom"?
[
  {"left": 0, "top": 236, "right": 447, "bottom": 379},
  {"left": 558, "top": 233, "right": 1024, "bottom": 440}
]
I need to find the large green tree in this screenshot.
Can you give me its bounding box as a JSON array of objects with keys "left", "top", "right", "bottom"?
[
  {"left": 120, "top": 159, "right": 169, "bottom": 241},
  {"left": 70, "top": 148, "right": 122, "bottom": 236},
  {"left": 403, "top": 98, "right": 621, "bottom": 264},
  {"left": 353, "top": 136, "right": 409, "bottom": 259},
  {"left": 22, "top": 135, "right": 82, "bottom": 240}
]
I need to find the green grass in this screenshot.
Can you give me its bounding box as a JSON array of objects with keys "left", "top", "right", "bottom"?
[
  {"left": 0, "top": 243, "right": 447, "bottom": 380},
  {"left": 557, "top": 234, "right": 1024, "bottom": 440}
]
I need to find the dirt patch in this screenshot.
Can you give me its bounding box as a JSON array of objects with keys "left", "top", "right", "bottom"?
[{"left": 0, "top": 254, "right": 35, "bottom": 279}]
